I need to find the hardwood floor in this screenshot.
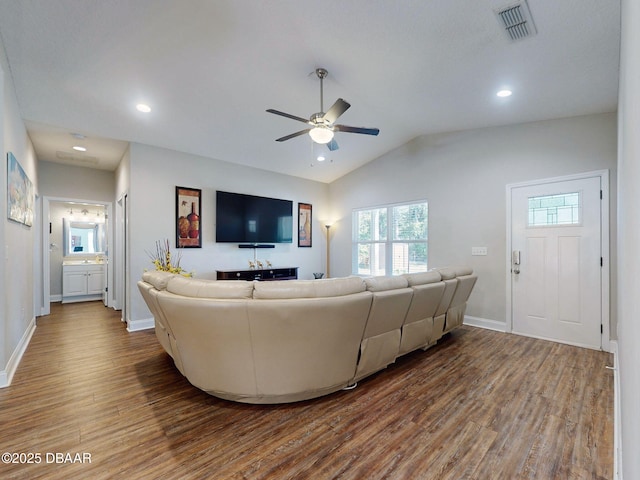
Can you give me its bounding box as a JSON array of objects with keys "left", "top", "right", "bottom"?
[{"left": 0, "top": 302, "right": 613, "bottom": 479}]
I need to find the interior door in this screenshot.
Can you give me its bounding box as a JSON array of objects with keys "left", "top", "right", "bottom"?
[{"left": 510, "top": 175, "right": 602, "bottom": 349}]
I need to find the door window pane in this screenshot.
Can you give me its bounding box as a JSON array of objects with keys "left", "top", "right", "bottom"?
[{"left": 528, "top": 192, "right": 580, "bottom": 226}]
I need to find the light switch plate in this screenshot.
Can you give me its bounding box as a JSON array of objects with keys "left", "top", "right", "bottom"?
[{"left": 472, "top": 246, "right": 488, "bottom": 256}]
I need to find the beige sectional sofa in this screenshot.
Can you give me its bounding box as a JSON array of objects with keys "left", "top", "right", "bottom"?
[{"left": 138, "top": 267, "right": 477, "bottom": 404}]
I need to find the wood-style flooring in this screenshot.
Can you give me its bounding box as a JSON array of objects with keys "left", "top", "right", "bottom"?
[{"left": 0, "top": 302, "right": 613, "bottom": 479}]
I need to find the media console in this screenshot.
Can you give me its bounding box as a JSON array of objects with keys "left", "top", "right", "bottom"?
[{"left": 216, "top": 267, "right": 298, "bottom": 281}]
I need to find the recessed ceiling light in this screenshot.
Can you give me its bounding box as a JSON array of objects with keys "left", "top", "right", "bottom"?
[
  {"left": 72, "top": 146, "right": 87, "bottom": 152},
  {"left": 317, "top": 155, "right": 326, "bottom": 162},
  {"left": 497, "top": 89, "right": 513, "bottom": 97},
  {"left": 136, "top": 103, "right": 151, "bottom": 113}
]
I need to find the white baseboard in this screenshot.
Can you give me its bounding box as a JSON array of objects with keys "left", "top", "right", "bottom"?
[
  {"left": 50, "top": 294, "right": 62, "bottom": 302},
  {"left": 0, "top": 317, "right": 37, "bottom": 388},
  {"left": 127, "top": 317, "right": 155, "bottom": 332},
  {"left": 463, "top": 315, "right": 506, "bottom": 332}
]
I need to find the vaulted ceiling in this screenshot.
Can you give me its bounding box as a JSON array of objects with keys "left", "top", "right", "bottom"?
[{"left": 0, "top": 0, "right": 620, "bottom": 183}]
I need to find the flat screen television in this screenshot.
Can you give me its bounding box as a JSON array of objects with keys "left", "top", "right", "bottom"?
[{"left": 216, "top": 190, "right": 293, "bottom": 244}]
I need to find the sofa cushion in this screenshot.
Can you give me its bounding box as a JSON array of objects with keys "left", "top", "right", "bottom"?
[
  {"left": 364, "top": 275, "right": 409, "bottom": 292},
  {"left": 166, "top": 276, "right": 255, "bottom": 299},
  {"left": 452, "top": 265, "right": 474, "bottom": 276},
  {"left": 434, "top": 267, "right": 457, "bottom": 280},
  {"left": 253, "top": 276, "right": 366, "bottom": 299},
  {"left": 142, "top": 270, "right": 176, "bottom": 290},
  {"left": 403, "top": 271, "right": 442, "bottom": 286}
]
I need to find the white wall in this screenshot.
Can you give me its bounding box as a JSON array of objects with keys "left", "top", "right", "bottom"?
[
  {"left": 127, "top": 143, "right": 330, "bottom": 325},
  {"left": 617, "top": 0, "right": 640, "bottom": 477},
  {"left": 0, "top": 43, "right": 6, "bottom": 380},
  {"left": 1, "top": 40, "right": 38, "bottom": 385},
  {"left": 38, "top": 160, "right": 115, "bottom": 201},
  {"left": 329, "top": 113, "right": 617, "bottom": 329}
]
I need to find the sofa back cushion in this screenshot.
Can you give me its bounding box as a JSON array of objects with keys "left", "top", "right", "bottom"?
[
  {"left": 434, "top": 267, "right": 457, "bottom": 280},
  {"left": 166, "top": 276, "right": 255, "bottom": 299},
  {"left": 403, "top": 271, "right": 442, "bottom": 286},
  {"left": 364, "top": 275, "right": 409, "bottom": 292},
  {"left": 142, "top": 270, "right": 176, "bottom": 290},
  {"left": 253, "top": 276, "right": 366, "bottom": 299}
]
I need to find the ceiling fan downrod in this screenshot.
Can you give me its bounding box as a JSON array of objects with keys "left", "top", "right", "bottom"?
[{"left": 316, "top": 68, "right": 328, "bottom": 114}]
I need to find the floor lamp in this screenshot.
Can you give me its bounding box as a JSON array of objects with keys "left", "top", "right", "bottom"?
[{"left": 325, "top": 224, "right": 331, "bottom": 278}]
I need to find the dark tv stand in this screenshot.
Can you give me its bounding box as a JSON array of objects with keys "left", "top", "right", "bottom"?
[{"left": 217, "top": 267, "right": 298, "bottom": 281}]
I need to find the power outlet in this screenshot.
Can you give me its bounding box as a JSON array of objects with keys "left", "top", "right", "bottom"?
[{"left": 472, "top": 246, "right": 488, "bottom": 256}]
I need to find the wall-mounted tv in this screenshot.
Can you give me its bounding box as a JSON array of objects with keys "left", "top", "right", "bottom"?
[{"left": 216, "top": 190, "right": 293, "bottom": 244}]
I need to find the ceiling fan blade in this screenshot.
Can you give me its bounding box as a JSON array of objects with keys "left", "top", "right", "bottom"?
[
  {"left": 323, "top": 98, "right": 350, "bottom": 124},
  {"left": 327, "top": 139, "right": 339, "bottom": 151},
  {"left": 275, "top": 129, "right": 310, "bottom": 142},
  {"left": 266, "top": 109, "right": 311, "bottom": 124},
  {"left": 334, "top": 124, "right": 380, "bottom": 136}
]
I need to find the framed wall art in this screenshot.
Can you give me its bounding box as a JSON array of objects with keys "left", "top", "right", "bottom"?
[
  {"left": 7, "top": 152, "right": 34, "bottom": 227},
  {"left": 176, "top": 186, "right": 202, "bottom": 248},
  {"left": 298, "top": 202, "right": 312, "bottom": 247}
]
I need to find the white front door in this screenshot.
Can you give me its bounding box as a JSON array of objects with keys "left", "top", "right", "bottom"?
[{"left": 510, "top": 175, "right": 602, "bottom": 349}]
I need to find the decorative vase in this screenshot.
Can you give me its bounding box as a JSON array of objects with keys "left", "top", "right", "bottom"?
[
  {"left": 178, "top": 216, "right": 190, "bottom": 238},
  {"left": 187, "top": 202, "right": 199, "bottom": 239}
]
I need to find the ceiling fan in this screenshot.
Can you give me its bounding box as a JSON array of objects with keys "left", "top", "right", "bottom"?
[{"left": 266, "top": 68, "right": 379, "bottom": 152}]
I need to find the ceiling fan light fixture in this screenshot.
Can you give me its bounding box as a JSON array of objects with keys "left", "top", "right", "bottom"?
[{"left": 309, "top": 126, "right": 334, "bottom": 144}]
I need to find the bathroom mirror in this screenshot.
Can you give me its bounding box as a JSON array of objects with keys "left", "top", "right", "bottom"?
[{"left": 63, "top": 218, "right": 106, "bottom": 256}]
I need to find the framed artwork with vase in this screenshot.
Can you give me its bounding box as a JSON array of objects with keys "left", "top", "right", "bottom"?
[
  {"left": 298, "top": 202, "right": 312, "bottom": 247},
  {"left": 176, "top": 186, "right": 201, "bottom": 248}
]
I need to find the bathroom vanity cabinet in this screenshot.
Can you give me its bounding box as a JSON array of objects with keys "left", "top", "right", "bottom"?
[{"left": 62, "top": 262, "right": 105, "bottom": 303}]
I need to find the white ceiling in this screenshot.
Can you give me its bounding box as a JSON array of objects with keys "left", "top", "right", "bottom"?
[{"left": 0, "top": 0, "right": 620, "bottom": 183}]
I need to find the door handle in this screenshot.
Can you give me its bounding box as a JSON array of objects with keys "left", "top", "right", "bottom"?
[{"left": 512, "top": 250, "right": 520, "bottom": 274}]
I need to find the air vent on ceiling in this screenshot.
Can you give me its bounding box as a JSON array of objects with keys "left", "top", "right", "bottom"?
[
  {"left": 56, "top": 151, "right": 99, "bottom": 165},
  {"left": 495, "top": 1, "right": 537, "bottom": 42}
]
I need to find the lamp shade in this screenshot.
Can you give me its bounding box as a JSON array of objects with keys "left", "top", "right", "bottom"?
[{"left": 309, "top": 126, "right": 334, "bottom": 144}]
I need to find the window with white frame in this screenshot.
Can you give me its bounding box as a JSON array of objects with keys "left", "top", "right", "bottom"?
[{"left": 352, "top": 201, "right": 428, "bottom": 276}]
